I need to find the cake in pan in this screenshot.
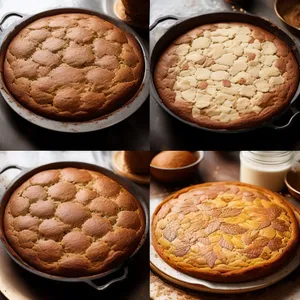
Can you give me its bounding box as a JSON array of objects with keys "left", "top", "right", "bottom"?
[
  {"left": 4, "top": 167, "right": 145, "bottom": 277},
  {"left": 154, "top": 23, "right": 299, "bottom": 129},
  {"left": 3, "top": 13, "right": 144, "bottom": 121}
]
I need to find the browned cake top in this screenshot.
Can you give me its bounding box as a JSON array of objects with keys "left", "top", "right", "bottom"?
[
  {"left": 154, "top": 22, "right": 299, "bottom": 129},
  {"left": 4, "top": 168, "right": 145, "bottom": 277},
  {"left": 151, "top": 151, "right": 197, "bottom": 169},
  {"left": 4, "top": 13, "right": 144, "bottom": 121},
  {"left": 152, "top": 182, "right": 299, "bottom": 282}
]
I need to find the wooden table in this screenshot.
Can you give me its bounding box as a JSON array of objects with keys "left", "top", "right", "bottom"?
[{"left": 150, "top": 151, "right": 300, "bottom": 300}]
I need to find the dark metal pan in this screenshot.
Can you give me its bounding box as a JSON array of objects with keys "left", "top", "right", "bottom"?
[
  {"left": 150, "top": 12, "right": 300, "bottom": 134},
  {"left": 0, "top": 162, "right": 149, "bottom": 291},
  {"left": 0, "top": 8, "right": 150, "bottom": 133}
]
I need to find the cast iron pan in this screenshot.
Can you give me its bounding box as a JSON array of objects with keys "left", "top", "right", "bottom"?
[
  {"left": 0, "top": 8, "right": 150, "bottom": 133},
  {"left": 0, "top": 162, "right": 149, "bottom": 291},
  {"left": 150, "top": 12, "right": 300, "bottom": 134}
]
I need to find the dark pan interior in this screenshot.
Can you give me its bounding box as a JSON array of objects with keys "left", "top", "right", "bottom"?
[
  {"left": 150, "top": 12, "right": 300, "bottom": 133},
  {"left": 0, "top": 162, "right": 149, "bottom": 283}
]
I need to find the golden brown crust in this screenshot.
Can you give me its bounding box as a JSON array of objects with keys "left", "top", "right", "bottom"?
[
  {"left": 154, "top": 22, "right": 299, "bottom": 130},
  {"left": 4, "top": 13, "right": 144, "bottom": 122},
  {"left": 152, "top": 182, "right": 299, "bottom": 282},
  {"left": 4, "top": 168, "right": 145, "bottom": 277}
]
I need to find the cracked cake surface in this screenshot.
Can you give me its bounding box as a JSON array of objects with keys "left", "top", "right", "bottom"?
[
  {"left": 154, "top": 23, "right": 299, "bottom": 129},
  {"left": 3, "top": 167, "right": 145, "bottom": 277},
  {"left": 152, "top": 182, "right": 299, "bottom": 282},
  {"left": 3, "top": 13, "right": 144, "bottom": 121}
]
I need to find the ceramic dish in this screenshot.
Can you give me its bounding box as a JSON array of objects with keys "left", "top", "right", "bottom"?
[{"left": 150, "top": 151, "right": 203, "bottom": 183}]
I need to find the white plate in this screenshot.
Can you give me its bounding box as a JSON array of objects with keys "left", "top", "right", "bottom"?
[{"left": 150, "top": 197, "right": 300, "bottom": 294}]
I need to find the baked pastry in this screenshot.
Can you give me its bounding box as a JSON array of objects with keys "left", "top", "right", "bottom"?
[
  {"left": 151, "top": 151, "right": 197, "bottom": 168},
  {"left": 154, "top": 23, "right": 299, "bottom": 129},
  {"left": 4, "top": 168, "right": 145, "bottom": 276},
  {"left": 4, "top": 13, "right": 144, "bottom": 121},
  {"left": 152, "top": 182, "right": 299, "bottom": 282},
  {"left": 123, "top": 151, "right": 154, "bottom": 174}
]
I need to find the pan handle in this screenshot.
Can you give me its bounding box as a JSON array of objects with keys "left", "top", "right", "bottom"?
[
  {"left": 84, "top": 266, "right": 128, "bottom": 291},
  {"left": 266, "top": 106, "right": 300, "bottom": 130},
  {"left": 0, "top": 12, "right": 25, "bottom": 32},
  {"left": 0, "top": 165, "right": 28, "bottom": 175},
  {"left": 150, "top": 15, "right": 180, "bottom": 31}
]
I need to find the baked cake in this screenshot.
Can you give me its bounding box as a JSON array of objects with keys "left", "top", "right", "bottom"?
[
  {"left": 154, "top": 23, "right": 299, "bottom": 129},
  {"left": 4, "top": 168, "right": 145, "bottom": 276},
  {"left": 4, "top": 13, "right": 144, "bottom": 121},
  {"left": 152, "top": 182, "right": 299, "bottom": 282},
  {"left": 151, "top": 151, "right": 197, "bottom": 169}
]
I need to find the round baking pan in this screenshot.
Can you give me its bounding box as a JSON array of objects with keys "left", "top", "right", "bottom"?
[
  {"left": 150, "top": 196, "right": 300, "bottom": 294},
  {"left": 150, "top": 12, "right": 300, "bottom": 134},
  {"left": 0, "top": 8, "right": 150, "bottom": 133},
  {"left": 0, "top": 162, "right": 149, "bottom": 291}
]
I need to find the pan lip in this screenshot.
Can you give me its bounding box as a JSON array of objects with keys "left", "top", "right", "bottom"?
[
  {"left": 0, "top": 7, "right": 150, "bottom": 133},
  {"left": 0, "top": 161, "right": 149, "bottom": 282},
  {"left": 150, "top": 11, "right": 300, "bottom": 134}
]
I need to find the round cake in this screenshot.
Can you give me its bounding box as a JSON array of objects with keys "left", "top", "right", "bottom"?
[
  {"left": 3, "top": 168, "right": 145, "bottom": 277},
  {"left": 152, "top": 182, "right": 299, "bottom": 282},
  {"left": 3, "top": 13, "right": 144, "bottom": 121},
  {"left": 154, "top": 23, "right": 299, "bottom": 129}
]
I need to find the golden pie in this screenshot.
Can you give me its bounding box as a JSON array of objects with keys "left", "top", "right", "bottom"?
[
  {"left": 4, "top": 13, "right": 144, "bottom": 121},
  {"left": 4, "top": 168, "right": 145, "bottom": 276},
  {"left": 152, "top": 182, "right": 299, "bottom": 282},
  {"left": 154, "top": 23, "right": 299, "bottom": 129}
]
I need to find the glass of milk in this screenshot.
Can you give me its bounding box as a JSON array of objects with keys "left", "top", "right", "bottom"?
[{"left": 240, "top": 151, "right": 293, "bottom": 192}]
